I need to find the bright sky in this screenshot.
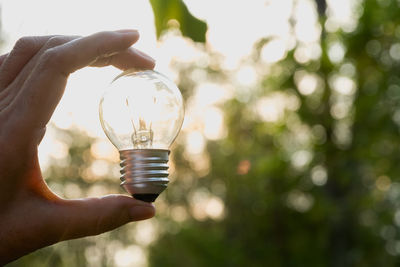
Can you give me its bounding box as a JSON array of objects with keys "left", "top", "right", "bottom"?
[
  {"left": 0, "top": 0, "right": 158, "bottom": 134},
  {"left": 0, "top": 0, "right": 162, "bottom": 171}
]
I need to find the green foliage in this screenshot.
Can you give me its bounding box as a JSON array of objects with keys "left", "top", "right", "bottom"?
[
  {"left": 148, "top": 0, "right": 400, "bottom": 266},
  {"left": 149, "top": 0, "right": 207, "bottom": 42}
]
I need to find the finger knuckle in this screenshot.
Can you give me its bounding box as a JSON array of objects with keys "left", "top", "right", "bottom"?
[
  {"left": 39, "top": 48, "right": 60, "bottom": 68},
  {"left": 45, "top": 36, "right": 71, "bottom": 48},
  {"left": 13, "top": 36, "right": 36, "bottom": 51}
]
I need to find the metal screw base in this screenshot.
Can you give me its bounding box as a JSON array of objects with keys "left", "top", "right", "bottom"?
[{"left": 119, "top": 149, "right": 170, "bottom": 202}]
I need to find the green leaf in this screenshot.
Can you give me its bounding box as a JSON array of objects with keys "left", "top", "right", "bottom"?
[{"left": 149, "top": 0, "right": 207, "bottom": 43}]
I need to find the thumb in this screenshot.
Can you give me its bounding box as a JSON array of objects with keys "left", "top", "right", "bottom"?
[{"left": 54, "top": 195, "right": 155, "bottom": 241}]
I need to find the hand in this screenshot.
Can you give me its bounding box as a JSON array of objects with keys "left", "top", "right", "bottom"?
[{"left": 0, "top": 30, "right": 156, "bottom": 264}]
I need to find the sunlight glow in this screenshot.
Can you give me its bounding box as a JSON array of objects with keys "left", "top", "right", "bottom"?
[
  {"left": 389, "top": 43, "right": 400, "bottom": 61},
  {"left": 203, "top": 107, "right": 226, "bottom": 140},
  {"left": 236, "top": 65, "right": 258, "bottom": 86},
  {"left": 185, "top": 0, "right": 293, "bottom": 69},
  {"left": 64, "top": 182, "right": 83, "bottom": 199},
  {"left": 330, "top": 101, "right": 352, "bottom": 120},
  {"left": 291, "top": 150, "right": 313, "bottom": 170},
  {"left": 86, "top": 184, "right": 114, "bottom": 197},
  {"left": 38, "top": 127, "right": 70, "bottom": 170},
  {"left": 294, "top": 70, "right": 321, "bottom": 95},
  {"left": 261, "top": 39, "right": 288, "bottom": 64},
  {"left": 134, "top": 220, "right": 159, "bottom": 246},
  {"left": 89, "top": 159, "right": 110, "bottom": 178},
  {"left": 255, "top": 92, "right": 300, "bottom": 123},
  {"left": 190, "top": 188, "right": 225, "bottom": 221},
  {"left": 184, "top": 152, "right": 211, "bottom": 177},
  {"left": 91, "top": 139, "right": 119, "bottom": 162},
  {"left": 311, "top": 165, "right": 328, "bottom": 186},
  {"left": 330, "top": 75, "right": 357, "bottom": 95},
  {"left": 185, "top": 131, "right": 205, "bottom": 155},
  {"left": 85, "top": 246, "right": 102, "bottom": 266},
  {"left": 328, "top": 42, "right": 346, "bottom": 63},
  {"left": 170, "top": 205, "right": 189, "bottom": 222},
  {"left": 194, "top": 82, "right": 231, "bottom": 106},
  {"left": 325, "top": 0, "right": 361, "bottom": 33},
  {"left": 256, "top": 97, "right": 285, "bottom": 122},
  {"left": 376, "top": 175, "right": 391, "bottom": 192},
  {"left": 286, "top": 190, "right": 314, "bottom": 212},
  {"left": 294, "top": 43, "right": 322, "bottom": 63},
  {"left": 293, "top": 0, "right": 321, "bottom": 43},
  {"left": 114, "top": 245, "right": 147, "bottom": 267}
]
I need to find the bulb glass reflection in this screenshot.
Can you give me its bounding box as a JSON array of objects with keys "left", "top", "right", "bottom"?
[{"left": 100, "top": 70, "right": 184, "bottom": 150}]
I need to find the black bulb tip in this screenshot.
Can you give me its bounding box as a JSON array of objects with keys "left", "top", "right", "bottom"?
[{"left": 133, "top": 193, "right": 159, "bottom": 202}]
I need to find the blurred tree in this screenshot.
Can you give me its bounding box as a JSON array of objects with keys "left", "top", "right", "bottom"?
[{"left": 147, "top": 0, "right": 400, "bottom": 266}]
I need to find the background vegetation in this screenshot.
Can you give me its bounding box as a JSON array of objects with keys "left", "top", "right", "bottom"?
[{"left": 7, "top": 0, "right": 400, "bottom": 266}]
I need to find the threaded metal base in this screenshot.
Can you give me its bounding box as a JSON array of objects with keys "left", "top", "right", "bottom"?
[{"left": 119, "top": 149, "right": 169, "bottom": 202}]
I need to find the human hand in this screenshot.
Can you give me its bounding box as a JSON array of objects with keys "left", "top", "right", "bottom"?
[{"left": 0, "top": 30, "right": 156, "bottom": 264}]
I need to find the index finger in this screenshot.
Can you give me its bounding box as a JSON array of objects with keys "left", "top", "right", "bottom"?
[
  {"left": 16, "top": 30, "right": 154, "bottom": 132},
  {"left": 38, "top": 29, "right": 143, "bottom": 76}
]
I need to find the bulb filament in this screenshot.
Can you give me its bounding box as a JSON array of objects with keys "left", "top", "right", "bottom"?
[{"left": 126, "top": 98, "right": 154, "bottom": 149}]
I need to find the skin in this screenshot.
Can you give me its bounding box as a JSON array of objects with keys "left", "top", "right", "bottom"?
[{"left": 0, "top": 30, "right": 157, "bottom": 264}]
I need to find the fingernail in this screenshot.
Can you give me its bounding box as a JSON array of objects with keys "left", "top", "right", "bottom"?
[
  {"left": 135, "top": 49, "right": 156, "bottom": 63},
  {"left": 116, "top": 29, "right": 139, "bottom": 39},
  {"left": 130, "top": 204, "right": 155, "bottom": 221},
  {"left": 116, "top": 29, "right": 139, "bottom": 34}
]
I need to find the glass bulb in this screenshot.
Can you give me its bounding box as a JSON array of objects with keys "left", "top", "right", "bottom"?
[
  {"left": 100, "top": 69, "right": 184, "bottom": 150},
  {"left": 99, "top": 69, "right": 184, "bottom": 202}
]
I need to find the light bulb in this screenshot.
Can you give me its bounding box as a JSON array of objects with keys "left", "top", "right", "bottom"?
[{"left": 99, "top": 69, "right": 184, "bottom": 202}]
